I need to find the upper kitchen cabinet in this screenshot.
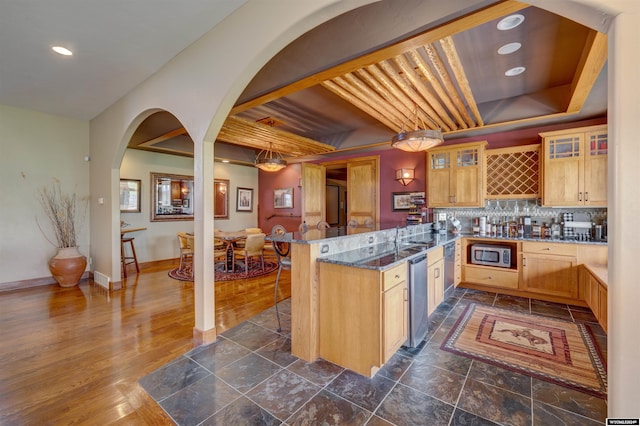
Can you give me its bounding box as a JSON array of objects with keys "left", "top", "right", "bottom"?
[
  {"left": 540, "top": 125, "right": 608, "bottom": 207},
  {"left": 427, "top": 141, "right": 487, "bottom": 208}
]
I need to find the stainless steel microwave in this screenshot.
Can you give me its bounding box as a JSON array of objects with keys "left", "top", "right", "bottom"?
[{"left": 470, "top": 244, "right": 511, "bottom": 268}]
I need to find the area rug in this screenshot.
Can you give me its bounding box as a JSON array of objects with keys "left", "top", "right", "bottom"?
[
  {"left": 168, "top": 260, "right": 278, "bottom": 282},
  {"left": 441, "top": 303, "right": 607, "bottom": 398}
]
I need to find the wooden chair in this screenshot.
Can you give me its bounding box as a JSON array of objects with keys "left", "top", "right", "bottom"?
[
  {"left": 234, "top": 227, "right": 262, "bottom": 249},
  {"left": 177, "top": 232, "right": 194, "bottom": 273},
  {"left": 271, "top": 225, "right": 291, "bottom": 332},
  {"left": 232, "top": 233, "right": 265, "bottom": 276},
  {"left": 214, "top": 238, "right": 228, "bottom": 271}
]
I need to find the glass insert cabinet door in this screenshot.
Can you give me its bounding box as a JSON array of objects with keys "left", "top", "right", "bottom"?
[{"left": 151, "top": 172, "right": 194, "bottom": 221}]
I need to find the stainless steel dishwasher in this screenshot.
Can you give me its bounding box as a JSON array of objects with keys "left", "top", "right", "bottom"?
[
  {"left": 405, "top": 253, "right": 429, "bottom": 348},
  {"left": 444, "top": 241, "right": 455, "bottom": 297}
]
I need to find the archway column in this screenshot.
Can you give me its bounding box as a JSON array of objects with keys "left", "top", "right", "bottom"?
[
  {"left": 192, "top": 137, "right": 216, "bottom": 344},
  {"left": 607, "top": 6, "right": 640, "bottom": 417}
]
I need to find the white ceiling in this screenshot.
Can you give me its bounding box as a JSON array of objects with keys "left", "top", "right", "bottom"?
[{"left": 0, "top": 0, "right": 247, "bottom": 120}]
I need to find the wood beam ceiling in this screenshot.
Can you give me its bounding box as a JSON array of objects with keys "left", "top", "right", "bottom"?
[
  {"left": 230, "top": 0, "right": 529, "bottom": 116},
  {"left": 217, "top": 116, "right": 335, "bottom": 157}
]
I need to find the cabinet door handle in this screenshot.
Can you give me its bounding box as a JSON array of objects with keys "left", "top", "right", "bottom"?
[
  {"left": 579, "top": 192, "right": 583, "bottom": 201},
  {"left": 435, "top": 268, "right": 440, "bottom": 278},
  {"left": 585, "top": 192, "right": 589, "bottom": 202},
  {"left": 543, "top": 247, "right": 551, "bottom": 251},
  {"left": 404, "top": 287, "right": 408, "bottom": 302},
  {"left": 523, "top": 257, "right": 527, "bottom": 267},
  {"left": 486, "top": 276, "right": 493, "bottom": 280},
  {"left": 395, "top": 274, "right": 400, "bottom": 279}
]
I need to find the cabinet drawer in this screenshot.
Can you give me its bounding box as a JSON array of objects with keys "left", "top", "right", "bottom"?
[
  {"left": 428, "top": 246, "right": 444, "bottom": 265},
  {"left": 464, "top": 266, "right": 519, "bottom": 289},
  {"left": 383, "top": 263, "right": 407, "bottom": 291},
  {"left": 522, "top": 241, "right": 577, "bottom": 256}
]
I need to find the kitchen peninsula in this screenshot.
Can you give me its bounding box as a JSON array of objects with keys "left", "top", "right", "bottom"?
[
  {"left": 270, "top": 223, "right": 456, "bottom": 375},
  {"left": 272, "top": 223, "right": 608, "bottom": 376}
]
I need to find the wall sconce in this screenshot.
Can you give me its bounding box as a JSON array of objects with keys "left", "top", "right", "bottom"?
[{"left": 395, "top": 168, "right": 415, "bottom": 186}]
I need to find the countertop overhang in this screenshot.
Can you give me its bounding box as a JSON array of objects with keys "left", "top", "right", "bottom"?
[{"left": 318, "top": 233, "right": 459, "bottom": 271}]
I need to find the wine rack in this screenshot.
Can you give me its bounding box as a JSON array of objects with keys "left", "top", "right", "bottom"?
[{"left": 485, "top": 144, "right": 540, "bottom": 199}]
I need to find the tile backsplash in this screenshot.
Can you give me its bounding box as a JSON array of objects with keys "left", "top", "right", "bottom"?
[{"left": 434, "top": 199, "right": 606, "bottom": 235}]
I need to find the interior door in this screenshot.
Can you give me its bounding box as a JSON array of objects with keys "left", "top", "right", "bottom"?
[
  {"left": 347, "top": 157, "right": 378, "bottom": 226},
  {"left": 301, "top": 163, "right": 326, "bottom": 227}
]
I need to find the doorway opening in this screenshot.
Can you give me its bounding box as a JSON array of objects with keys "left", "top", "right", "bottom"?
[{"left": 325, "top": 164, "right": 347, "bottom": 227}]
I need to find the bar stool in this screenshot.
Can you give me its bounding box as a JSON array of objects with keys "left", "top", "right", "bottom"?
[
  {"left": 271, "top": 225, "right": 290, "bottom": 332},
  {"left": 121, "top": 237, "right": 139, "bottom": 277}
]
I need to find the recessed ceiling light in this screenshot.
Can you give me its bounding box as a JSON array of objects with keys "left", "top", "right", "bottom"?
[
  {"left": 221, "top": 159, "right": 230, "bottom": 163},
  {"left": 498, "top": 42, "right": 522, "bottom": 55},
  {"left": 505, "top": 66, "right": 526, "bottom": 76},
  {"left": 497, "top": 14, "right": 525, "bottom": 31},
  {"left": 52, "top": 46, "right": 73, "bottom": 56}
]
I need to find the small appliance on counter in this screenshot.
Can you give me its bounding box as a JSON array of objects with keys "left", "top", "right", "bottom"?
[
  {"left": 432, "top": 212, "right": 448, "bottom": 234},
  {"left": 561, "top": 212, "right": 595, "bottom": 241}
]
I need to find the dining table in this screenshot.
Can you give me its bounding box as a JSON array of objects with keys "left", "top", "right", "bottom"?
[{"left": 214, "top": 230, "right": 247, "bottom": 272}]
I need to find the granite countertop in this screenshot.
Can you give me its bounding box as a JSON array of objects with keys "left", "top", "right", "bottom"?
[{"left": 317, "top": 233, "right": 460, "bottom": 271}]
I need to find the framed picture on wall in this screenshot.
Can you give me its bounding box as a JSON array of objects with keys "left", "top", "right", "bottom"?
[
  {"left": 274, "top": 187, "right": 294, "bottom": 209},
  {"left": 392, "top": 191, "right": 425, "bottom": 211},
  {"left": 236, "top": 187, "right": 253, "bottom": 212},
  {"left": 119, "top": 179, "right": 141, "bottom": 213}
]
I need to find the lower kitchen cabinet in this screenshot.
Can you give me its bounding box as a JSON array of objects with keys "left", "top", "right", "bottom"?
[
  {"left": 428, "top": 247, "right": 444, "bottom": 316},
  {"left": 318, "top": 261, "right": 407, "bottom": 377},
  {"left": 382, "top": 272, "right": 408, "bottom": 362},
  {"left": 461, "top": 238, "right": 519, "bottom": 291},
  {"left": 454, "top": 239, "right": 462, "bottom": 286},
  {"left": 463, "top": 264, "right": 519, "bottom": 289},
  {"left": 520, "top": 242, "right": 578, "bottom": 299},
  {"left": 581, "top": 265, "right": 608, "bottom": 333}
]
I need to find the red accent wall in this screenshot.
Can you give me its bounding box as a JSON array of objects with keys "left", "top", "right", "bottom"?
[
  {"left": 379, "top": 149, "right": 427, "bottom": 223},
  {"left": 258, "top": 164, "right": 302, "bottom": 233}
]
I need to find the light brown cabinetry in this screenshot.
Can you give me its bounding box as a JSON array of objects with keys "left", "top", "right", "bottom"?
[
  {"left": 598, "top": 285, "right": 607, "bottom": 332},
  {"left": 427, "top": 141, "right": 487, "bottom": 207},
  {"left": 382, "top": 266, "right": 408, "bottom": 361},
  {"left": 318, "top": 261, "right": 407, "bottom": 376},
  {"left": 539, "top": 125, "right": 607, "bottom": 207},
  {"left": 461, "top": 238, "right": 519, "bottom": 290},
  {"left": 580, "top": 265, "right": 608, "bottom": 333},
  {"left": 520, "top": 242, "right": 578, "bottom": 299},
  {"left": 454, "top": 239, "right": 462, "bottom": 286},
  {"left": 427, "top": 247, "right": 444, "bottom": 315}
]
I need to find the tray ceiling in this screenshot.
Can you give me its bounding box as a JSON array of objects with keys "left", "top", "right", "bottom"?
[{"left": 130, "top": 1, "right": 607, "bottom": 163}]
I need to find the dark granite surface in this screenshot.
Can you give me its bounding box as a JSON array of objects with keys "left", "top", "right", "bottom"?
[{"left": 317, "top": 232, "right": 459, "bottom": 271}]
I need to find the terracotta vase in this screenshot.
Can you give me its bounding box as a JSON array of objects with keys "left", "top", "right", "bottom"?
[{"left": 48, "top": 247, "right": 87, "bottom": 287}]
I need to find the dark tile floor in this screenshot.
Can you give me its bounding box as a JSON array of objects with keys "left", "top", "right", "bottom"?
[{"left": 140, "top": 288, "right": 608, "bottom": 425}]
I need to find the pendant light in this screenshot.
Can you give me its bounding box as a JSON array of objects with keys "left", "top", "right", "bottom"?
[
  {"left": 391, "top": 105, "right": 443, "bottom": 152},
  {"left": 255, "top": 142, "right": 287, "bottom": 172}
]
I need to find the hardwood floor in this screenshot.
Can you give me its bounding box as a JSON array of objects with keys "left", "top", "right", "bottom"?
[{"left": 0, "top": 256, "right": 291, "bottom": 424}]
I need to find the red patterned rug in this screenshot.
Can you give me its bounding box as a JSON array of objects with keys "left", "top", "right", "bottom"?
[
  {"left": 441, "top": 303, "right": 607, "bottom": 398},
  {"left": 168, "top": 260, "right": 279, "bottom": 282}
]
